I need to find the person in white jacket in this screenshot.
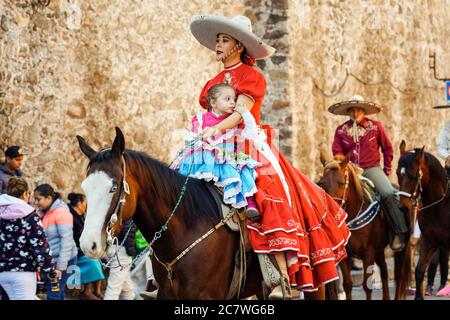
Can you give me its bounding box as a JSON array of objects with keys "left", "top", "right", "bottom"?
[{"left": 437, "top": 120, "right": 450, "bottom": 180}]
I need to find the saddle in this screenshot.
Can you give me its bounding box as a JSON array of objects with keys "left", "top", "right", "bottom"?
[
  {"left": 358, "top": 175, "right": 377, "bottom": 203},
  {"left": 346, "top": 175, "right": 382, "bottom": 230},
  {"left": 203, "top": 181, "right": 252, "bottom": 251},
  {"left": 203, "top": 181, "right": 255, "bottom": 299}
]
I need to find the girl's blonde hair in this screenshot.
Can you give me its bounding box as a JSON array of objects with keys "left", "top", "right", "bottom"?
[{"left": 205, "top": 83, "right": 235, "bottom": 111}]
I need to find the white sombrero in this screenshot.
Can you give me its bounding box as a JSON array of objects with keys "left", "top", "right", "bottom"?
[
  {"left": 190, "top": 15, "right": 275, "bottom": 60},
  {"left": 328, "top": 95, "right": 383, "bottom": 116}
]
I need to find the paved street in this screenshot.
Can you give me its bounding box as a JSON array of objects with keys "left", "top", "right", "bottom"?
[
  {"left": 350, "top": 279, "right": 448, "bottom": 300},
  {"left": 346, "top": 255, "right": 449, "bottom": 300}
]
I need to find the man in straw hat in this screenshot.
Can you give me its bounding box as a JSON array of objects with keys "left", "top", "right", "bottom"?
[{"left": 328, "top": 95, "right": 409, "bottom": 251}]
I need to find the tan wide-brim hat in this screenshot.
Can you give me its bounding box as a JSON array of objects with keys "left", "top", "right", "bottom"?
[
  {"left": 190, "top": 15, "right": 276, "bottom": 60},
  {"left": 328, "top": 95, "right": 383, "bottom": 116}
]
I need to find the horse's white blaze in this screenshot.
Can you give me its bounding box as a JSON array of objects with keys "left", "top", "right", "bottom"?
[
  {"left": 80, "top": 171, "right": 114, "bottom": 258},
  {"left": 400, "top": 167, "right": 406, "bottom": 176}
]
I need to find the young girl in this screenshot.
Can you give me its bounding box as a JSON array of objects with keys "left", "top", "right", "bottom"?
[
  {"left": 0, "top": 177, "right": 59, "bottom": 300},
  {"left": 34, "top": 184, "right": 78, "bottom": 300},
  {"left": 173, "top": 83, "right": 261, "bottom": 220},
  {"left": 68, "top": 193, "right": 105, "bottom": 300}
]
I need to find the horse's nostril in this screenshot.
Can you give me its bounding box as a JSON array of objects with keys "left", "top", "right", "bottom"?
[{"left": 91, "top": 242, "right": 97, "bottom": 251}]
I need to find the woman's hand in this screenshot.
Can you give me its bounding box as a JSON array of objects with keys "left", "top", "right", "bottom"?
[
  {"left": 202, "top": 127, "right": 219, "bottom": 139},
  {"left": 54, "top": 269, "right": 62, "bottom": 279},
  {"left": 234, "top": 103, "right": 247, "bottom": 116}
]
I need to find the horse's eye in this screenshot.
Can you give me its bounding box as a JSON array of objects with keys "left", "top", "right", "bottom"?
[{"left": 110, "top": 184, "right": 118, "bottom": 193}]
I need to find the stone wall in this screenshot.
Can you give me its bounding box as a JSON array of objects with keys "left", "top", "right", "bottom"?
[
  {"left": 0, "top": 0, "right": 246, "bottom": 194},
  {"left": 1, "top": 0, "right": 449, "bottom": 197},
  {"left": 244, "top": 0, "right": 292, "bottom": 155}
]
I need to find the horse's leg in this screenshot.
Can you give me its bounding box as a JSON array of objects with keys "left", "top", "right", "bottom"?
[
  {"left": 362, "top": 251, "right": 375, "bottom": 300},
  {"left": 325, "top": 280, "right": 339, "bottom": 300},
  {"left": 241, "top": 252, "right": 264, "bottom": 299},
  {"left": 340, "top": 257, "right": 353, "bottom": 300},
  {"left": 393, "top": 241, "right": 412, "bottom": 300},
  {"left": 415, "top": 239, "right": 437, "bottom": 300},
  {"left": 375, "top": 251, "right": 390, "bottom": 300}
]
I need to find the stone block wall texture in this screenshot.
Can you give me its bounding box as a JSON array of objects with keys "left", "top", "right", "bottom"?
[{"left": 0, "top": 0, "right": 449, "bottom": 197}]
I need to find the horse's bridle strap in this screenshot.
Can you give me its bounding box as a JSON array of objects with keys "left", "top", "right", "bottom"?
[
  {"left": 152, "top": 209, "right": 235, "bottom": 286},
  {"left": 106, "top": 155, "right": 130, "bottom": 245}
]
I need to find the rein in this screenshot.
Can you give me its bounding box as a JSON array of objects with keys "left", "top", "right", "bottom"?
[
  {"left": 148, "top": 137, "right": 238, "bottom": 290},
  {"left": 103, "top": 138, "right": 197, "bottom": 270},
  {"left": 152, "top": 209, "right": 234, "bottom": 288},
  {"left": 398, "top": 167, "right": 448, "bottom": 212},
  {"left": 331, "top": 168, "right": 350, "bottom": 208},
  {"left": 327, "top": 164, "right": 369, "bottom": 222},
  {"left": 104, "top": 136, "right": 237, "bottom": 293}
]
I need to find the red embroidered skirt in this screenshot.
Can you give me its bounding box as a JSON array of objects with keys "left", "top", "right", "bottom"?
[{"left": 247, "top": 127, "right": 350, "bottom": 291}]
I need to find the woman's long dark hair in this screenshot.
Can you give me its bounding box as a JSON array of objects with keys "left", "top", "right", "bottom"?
[
  {"left": 68, "top": 193, "right": 85, "bottom": 207},
  {"left": 34, "top": 183, "right": 61, "bottom": 201},
  {"left": 241, "top": 48, "right": 256, "bottom": 66}
]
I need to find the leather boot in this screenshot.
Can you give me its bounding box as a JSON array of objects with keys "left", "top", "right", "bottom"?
[{"left": 381, "top": 194, "right": 408, "bottom": 251}]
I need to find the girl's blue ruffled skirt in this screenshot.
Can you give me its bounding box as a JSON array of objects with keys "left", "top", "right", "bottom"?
[{"left": 177, "top": 150, "right": 258, "bottom": 209}]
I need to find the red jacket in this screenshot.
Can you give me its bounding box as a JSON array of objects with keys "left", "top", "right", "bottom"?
[{"left": 332, "top": 118, "right": 394, "bottom": 175}]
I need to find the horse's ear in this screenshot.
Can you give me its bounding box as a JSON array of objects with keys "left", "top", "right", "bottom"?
[
  {"left": 76, "top": 135, "right": 96, "bottom": 159},
  {"left": 340, "top": 154, "right": 350, "bottom": 168},
  {"left": 112, "top": 127, "right": 125, "bottom": 157},
  {"left": 417, "top": 145, "right": 425, "bottom": 159},
  {"left": 400, "top": 140, "right": 406, "bottom": 155},
  {"left": 319, "top": 150, "right": 329, "bottom": 167}
]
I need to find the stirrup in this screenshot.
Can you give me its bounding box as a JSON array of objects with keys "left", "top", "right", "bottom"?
[
  {"left": 390, "top": 235, "right": 405, "bottom": 252},
  {"left": 269, "top": 276, "right": 292, "bottom": 300},
  {"left": 140, "top": 288, "right": 158, "bottom": 300}
]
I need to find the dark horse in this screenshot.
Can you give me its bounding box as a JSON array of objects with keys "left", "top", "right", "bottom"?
[
  {"left": 397, "top": 141, "right": 450, "bottom": 300},
  {"left": 318, "top": 153, "right": 412, "bottom": 300},
  {"left": 76, "top": 127, "right": 334, "bottom": 299},
  {"left": 76, "top": 127, "right": 264, "bottom": 299}
]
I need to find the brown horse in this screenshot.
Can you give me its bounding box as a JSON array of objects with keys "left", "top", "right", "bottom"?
[
  {"left": 76, "top": 127, "right": 264, "bottom": 299},
  {"left": 397, "top": 141, "right": 450, "bottom": 300},
  {"left": 317, "top": 153, "right": 412, "bottom": 300},
  {"left": 76, "top": 127, "right": 334, "bottom": 300}
]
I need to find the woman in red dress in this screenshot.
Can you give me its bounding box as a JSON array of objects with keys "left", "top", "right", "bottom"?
[{"left": 190, "top": 15, "right": 350, "bottom": 298}]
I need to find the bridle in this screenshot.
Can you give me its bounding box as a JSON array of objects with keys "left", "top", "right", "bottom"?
[
  {"left": 397, "top": 166, "right": 423, "bottom": 205},
  {"left": 398, "top": 163, "right": 448, "bottom": 212},
  {"left": 322, "top": 161, "right": 350, "bottom": 208},
  {"left": 332, "top": 168, "right": 350, "bottom": 208},
  {"left": 322, "top": 161, "right": 367, "bottom": 217},
  {"left": 101, "top": 153, "right": 133, "bottom": 270},
  {"left": 105, "top": 154, "right": 130, "bottom": 246}
]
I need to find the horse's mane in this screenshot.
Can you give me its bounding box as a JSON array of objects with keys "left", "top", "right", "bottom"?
[
  {"left": 325, "top": 159, "right": 365, "bottom": 201},
  {"left": 89, "top": 149, "right": 219, "bottom": 226}
]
